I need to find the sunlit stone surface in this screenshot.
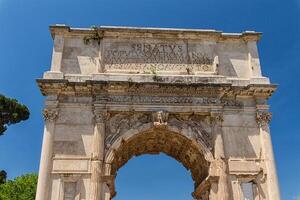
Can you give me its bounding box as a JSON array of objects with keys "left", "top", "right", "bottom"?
[{"left": 36, "top": 25, "right": 280, "bottom": 200}]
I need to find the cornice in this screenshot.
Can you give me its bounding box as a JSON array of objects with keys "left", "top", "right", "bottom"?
[
  {"left": 49, "top": 24, "right": 261, "bottom": 42},
  {"left": 36, "top": 78, "right": 276, "bottom": 99}
]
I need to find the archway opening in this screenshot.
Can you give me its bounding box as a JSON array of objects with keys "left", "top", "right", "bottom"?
[
  {"left": 105, "top": 128, "right": 211, "bottom": 199},
  {"left": 114, "top": 154, "right": 194, "bottom": 200}
]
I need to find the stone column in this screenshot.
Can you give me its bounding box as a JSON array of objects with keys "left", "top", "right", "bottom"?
[
  {"left": 256, "top": 111, "right": 281, "bottom": 200},
  {"left": 36, "top": 108, "right": 58, "bottom": 200},
  {"left": 89, "top": 110, "right": 107, "bottom": 200},
  {"left": 210, "top": 113, "right": 230, "bottom": 200}
]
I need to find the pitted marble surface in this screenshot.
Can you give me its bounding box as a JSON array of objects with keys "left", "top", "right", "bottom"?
[{"left": 35, "top": 25, "right": 280, "bottom": 200}]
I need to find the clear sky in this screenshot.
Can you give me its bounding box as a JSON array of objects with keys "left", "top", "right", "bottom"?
[{"left": 0, "top": 0, "right": 299, "bottom": 199}]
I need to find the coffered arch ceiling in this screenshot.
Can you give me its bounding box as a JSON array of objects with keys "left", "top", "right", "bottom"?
[{"left": 106, "top": 128, "right": 211, "bottom": 198}]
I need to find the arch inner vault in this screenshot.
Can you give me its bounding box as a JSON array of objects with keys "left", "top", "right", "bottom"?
[{"left": 106, "top": 126, "right": 210, "bottom": 198}]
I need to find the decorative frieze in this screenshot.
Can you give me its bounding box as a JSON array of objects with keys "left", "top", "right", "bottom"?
[
  {"left": 105, "top": 112, "right": 152, "bottom": 148},
  {"left": 37, "top": 79, "right": 276, "bottom": 100},
  {"left": 94, "top": 94, "right": 244, "bottom": 107},
  {"left": 104, "top": 111, "right": 213, "bottom": 151}
]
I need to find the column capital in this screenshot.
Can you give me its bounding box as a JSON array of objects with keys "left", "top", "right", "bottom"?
[
  {"left": 94, "top": 110, "right": 110, "bottom": 123},
  {"left": 42, "top": 108, "right": 58, "bottom": 121},
  {"left": 256, "top": 111, "right": 272, "bottom": 127}
]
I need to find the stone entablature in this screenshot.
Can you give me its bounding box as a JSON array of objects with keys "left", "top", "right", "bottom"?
[
  {"left": 46, "top": 24, "right": 265, "bottom": 81},
  {"left": 35, "top": 25, "right": 281, "bottom": 200}
]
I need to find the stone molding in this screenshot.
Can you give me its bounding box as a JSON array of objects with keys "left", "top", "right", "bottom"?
[
  {"left": 50, "top": 25, "right": 262, "bottom": 42},
  {"left": 256, "top": 111, "right": 272, "bottom": 127},
  {"left": 42, "top": 108, "right": 58, "bottom": 121},
  {"left": 37, "top": 79, "right": 276, "bottom": 100}
]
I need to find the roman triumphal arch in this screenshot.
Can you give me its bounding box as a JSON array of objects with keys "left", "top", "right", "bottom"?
[{"left": 36, "top": 25, "right": 280, "bottom": 200}]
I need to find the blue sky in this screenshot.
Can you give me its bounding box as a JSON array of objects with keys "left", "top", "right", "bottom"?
[{"left": 0, "top": 0, "right": 299, "bottom": 199}]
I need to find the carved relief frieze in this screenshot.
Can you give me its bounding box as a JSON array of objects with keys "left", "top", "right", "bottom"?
[
  {"left": 105, "top": 112, "right": 152, "bottom": 148},
  {"left": 97, "top": 95, "right": 223, "bottom": 105},
  {"left": 37, "top": 80, "right": 276, "bottom": 101},
  {"left": 169, "top": 113, "right": 213, "bottom": 149},
  {"left": 103, "top": 111, "right": 213, "bottom": 151},
  {"left": 221, "top": 98, "right": 243, "bottom": 107}
]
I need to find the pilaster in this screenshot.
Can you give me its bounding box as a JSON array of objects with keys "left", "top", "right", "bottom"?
[
  {"left": 210, "top": 112, "right": 230, "bottom": 200},
  {"left": 256, "top": 111, "right": 280, "bottom": 200},
  {"left": 36, "top": 106, "right": 58, "bottom": 200},
  {"left": 89, "top": 109, "right": 108, "bottom": 200}
]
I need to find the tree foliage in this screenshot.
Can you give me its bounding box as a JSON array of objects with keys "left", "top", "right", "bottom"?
[
  {"left": 0, "top": 94, "right": 30, "bottom": 135},
  {"left": 0, "top": 170, "right": 7, "bottom": 184},
  {"left": 0, "top": 173, "right": 37, "bottom": 200}
]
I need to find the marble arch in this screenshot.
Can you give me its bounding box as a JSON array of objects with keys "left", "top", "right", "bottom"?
[
  {"left": 36, "top": 25, "right": 281, "bottom": 200},
  {"left": 102, "top": 116, "right": 215, "bottom": 198}
]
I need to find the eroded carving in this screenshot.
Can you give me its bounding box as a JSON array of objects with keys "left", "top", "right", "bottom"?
[
  {"left": 99, "top": 95, "right": 222, "bottom": 105},
  {"left": 109, "top": 129, "right": 210, "bottom": 191},
  {"left": 63, "top": 182, "right": 77, "bottom": 200},
  {"left": 104, "top": 112, "right": 213, "bottom": 152},
  {"left": 105, "top": 112, "right": 152, "bottom": 148},
  {"left": 103, "top": 41, "right": 214, "bottom": 73},
  {"left": 169, "top": 113, "right": 212, "bottom": 150},
  {"left": 94, "top": 110, "right": 110, "bottom": 123},
  {"left": 42, "top": 108, "right": 58, "bottom": 121},
  {"left": 153, "top": 111, "right": 169, "bottom": 127},
  {"left": 210, "top": 113, "right": 224, "bottom": 124},
  {"left": 256, "top": 111, "right": 272, "bottom": 127}
]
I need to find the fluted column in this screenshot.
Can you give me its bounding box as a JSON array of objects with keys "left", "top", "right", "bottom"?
[
  {"left": 36, "top": 108, "right": 58, "bottom": 200},
  {"left": 90, "top": 110, "right": 107, "bottom": 200},
  {"left": 256, "top": 111, "right": 281, "bottom": 200},
  {"left": 210, "top": 113, "right": 229, "bottom": 200}
]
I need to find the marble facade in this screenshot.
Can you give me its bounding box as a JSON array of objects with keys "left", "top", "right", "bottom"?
[{"left": 36, "top": 25, "right": 280, "bottom": 200}]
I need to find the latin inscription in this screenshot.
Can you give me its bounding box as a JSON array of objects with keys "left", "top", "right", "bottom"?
[{"left": 103, "top": 41, "right": 215, "bottom": 72}]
